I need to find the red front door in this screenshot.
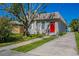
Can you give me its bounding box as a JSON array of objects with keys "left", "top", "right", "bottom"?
[{"left": 49, "top": 22, "right": 55, "bottom": 32}]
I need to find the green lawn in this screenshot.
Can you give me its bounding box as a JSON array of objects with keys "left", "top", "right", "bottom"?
[
  {"left": 0, "top": 34, "right": 44, "bottom": 47},
  {"left": 12, "top": 36, "right": 55, "bottom": 53},
  {"left": 75, "top": 32, "right": 79, "bottom": 53},
  {"left": 59, "top": 32, "right": 66, "bottom": 36}
]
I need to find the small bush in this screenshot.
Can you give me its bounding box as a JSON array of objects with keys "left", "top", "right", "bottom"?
[
  {"left": 9, "top": 33, "right": 23, "bottom": 41},
  {"left": 23, "top": 34, "right": 44, "bottom": 40},
  {"left": 31, "top": 34, "right": 44, "bottom": 38}
]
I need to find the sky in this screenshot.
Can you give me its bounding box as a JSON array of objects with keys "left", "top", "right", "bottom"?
[
  {"left": 45, "top": 3, "right": 79, "bottom": 25},
  {"left": 0, "top": 3, "right": 79, "bottom": 25}
]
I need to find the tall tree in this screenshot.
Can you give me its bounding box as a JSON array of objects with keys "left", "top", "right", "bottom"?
[
  {"left": 0, "top": 3, "right": 48, "bottom": 36},
  {"left": 0, "top": 17, "right": 11, "bottom": 42}
]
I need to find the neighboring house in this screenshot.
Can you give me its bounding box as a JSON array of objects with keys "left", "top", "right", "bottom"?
[
  {"left": 10, "top": 21, "right": 24, "bottom": 34},
  {"left": 10, "top": 12, "right": 67, "bottom": 35},
  {"left": 67, "top": 27, "right": 71, "bottom": 32}
]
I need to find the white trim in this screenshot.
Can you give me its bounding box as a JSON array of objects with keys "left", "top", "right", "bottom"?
[
  {"left": 39, "top": 22, "right": 42, "bottom": 34},
  {"left": 55, "top": 22, "right": 59, "bottom": 34}
]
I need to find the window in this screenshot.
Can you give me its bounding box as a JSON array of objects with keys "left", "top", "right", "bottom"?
[{"left": 42, "top": 22, "right": 45, "bottom": 29}]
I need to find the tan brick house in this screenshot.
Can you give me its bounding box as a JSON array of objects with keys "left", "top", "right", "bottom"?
[{"left": 10, "top": 21, "right": 24, "bottom": 34}]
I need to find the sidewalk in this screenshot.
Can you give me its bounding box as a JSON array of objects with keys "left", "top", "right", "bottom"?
[{"left": 0, "top": 36, "right": 49, "bottom": 51}]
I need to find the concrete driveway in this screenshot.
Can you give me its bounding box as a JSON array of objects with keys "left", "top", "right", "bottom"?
[{"left": 25, "top": 32, "right": 78, "bottom": 56}]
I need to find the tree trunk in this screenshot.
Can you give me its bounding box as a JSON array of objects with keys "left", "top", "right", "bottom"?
[
  {"left": 24, "top": 28, "right": 29, "bottom": 36},
  {"left": 23, "top": 24, "right": 30, "bottom": 36}
]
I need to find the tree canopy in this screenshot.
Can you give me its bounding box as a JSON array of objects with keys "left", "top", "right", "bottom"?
[
  {"left": 0, "top": 3, "right": 48, "bottom": 36},
  {"left": 70, "top": 18, "right": 79, "bottom": 32},
  {"left": 0, "top": 17, "right": 12, "bottom": 42}
]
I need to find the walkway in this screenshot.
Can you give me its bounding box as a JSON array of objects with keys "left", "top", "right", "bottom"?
[{"left": 24, "top": 32, "right": 78, "bottom": 56}]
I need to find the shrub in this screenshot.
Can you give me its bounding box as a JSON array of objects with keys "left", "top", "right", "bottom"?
[
  {"left": 23, "top": 34, "right": 44, "bottom": 40},
  {"left": 30, "top": 34, "right": 44, "bottom": 38},
  {"left": 7, "top": 33, "right": 23, "bottom": 42},
  {"left": 0, "top": 33, "right": 23, "bottom": 43}
]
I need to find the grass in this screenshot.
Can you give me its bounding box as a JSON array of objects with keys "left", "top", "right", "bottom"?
[
  {"left": 75, "top": 32, "right": 79, "bottom": 53},
  {"left": 12, "top": 36, "right": 55, "bottom": 53},
  {"left": 0, "top": 34, "right": 44, "bottom": 47},
  {"left": 59, "top": 32, "right": 66, "bottom": 36}
]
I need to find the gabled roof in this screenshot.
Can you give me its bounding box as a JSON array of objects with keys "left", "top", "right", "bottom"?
[
  {"left": 10, "top": 21, "right": 23, "bottom": 25},
  {"left": 35, "top": 12, "right": 67, "bottom": 25},
  {"left": 10, "top": 12, "right": 67, "bottom": 25}
]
